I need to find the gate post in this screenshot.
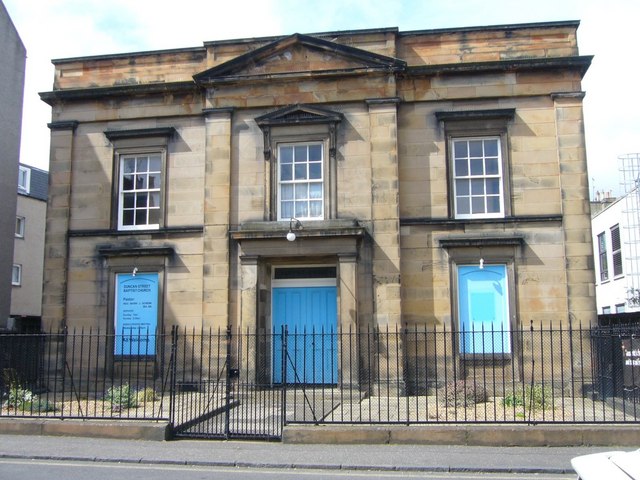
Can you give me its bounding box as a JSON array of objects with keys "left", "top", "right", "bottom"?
[
  {"left": 224, "top": 324, "right": 232, "bottom": 438},
  {"left": 168, "top": 325, "right": 178, "bottom": 429},
  {"left": 281, "top": 325, "right": 288, "bottom": 427}
]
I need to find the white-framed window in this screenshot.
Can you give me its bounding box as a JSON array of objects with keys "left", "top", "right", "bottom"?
[
  {"left": 451, "top": 137, "right": 503, "bottom": 219},
  {"left": 615, "top": 303, "right": 626, "bottom": 313},
  {"left": 117, "top": 153, "right": 162, "bottom": 230},
  {"left": 602, "top": 306, "right": 611, "bottom": 315},
  {"left": 11, "top": 264, "right": 21, "bottom": 286},
  {"left": 597, "top": 231, "right": 608, "bottom": 282},
  {"left": 277, "top": 142, "right": 324, "bottom": 220},
  {"left": 15, "top": 216, "right": 25, "bottom": 238},
  {"left": 611, "top": 224, "right": 623, "bottom": 277},
  {"left": 18, "top": 165, "right": 30, "bottom": 194}
]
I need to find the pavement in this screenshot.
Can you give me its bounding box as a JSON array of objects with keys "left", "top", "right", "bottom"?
[{"left": 0, "top": 433, "right": 626, "bottom": 475}]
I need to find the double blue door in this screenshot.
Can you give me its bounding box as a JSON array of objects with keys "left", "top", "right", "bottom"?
[
  {"left": 458, "top": 265, "right": 511, "bottom": 354},
  {"left": 272, "top": 286, "right": 337, "bottom": 384}
]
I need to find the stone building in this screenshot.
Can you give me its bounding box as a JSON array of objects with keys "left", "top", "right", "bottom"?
[
  {"left": 0, "top": 1, "right": 26, "bottom": 329},
  {"left": 39, "top": 21, "right": 595, "bottom": 383}
]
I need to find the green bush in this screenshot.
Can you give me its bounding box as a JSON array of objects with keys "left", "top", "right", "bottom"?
[
  {"left": 444, "top": 380, "right": 488, "bottom": 407},
  {"left": 105, "top": 384, "right": 138, "bottom": 409},
  {"left": 4, "top": 385, "right": 56, "bottom": 412},
  {"left": 136, "top": 387, "right": 157, "bottom": 404},
  {"left": 503, "top": 384, "right": 553, "bottom": 410},
  {"left": 6, "top": 385, "right": 34, "bottom": 409}
]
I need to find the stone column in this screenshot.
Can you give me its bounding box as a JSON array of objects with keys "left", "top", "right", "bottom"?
[
  {"left": 367, "top": 98, "right": 404, "bottom": 395},
  {"left": 41, "top": 121, "right": 77, "bottom": 332},
  {"left": 202, "top": 108, "right": 233, "bottom": 329}
]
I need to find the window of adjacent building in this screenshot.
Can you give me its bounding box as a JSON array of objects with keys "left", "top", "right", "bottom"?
[
  {"left": 277, "top": 142, "right": 324, "bottom": 220},
  {"left": 117, "top": 153, "right": 162, "bottom": 230},
  {"left": 602, "top": 306, "right": 611, "bottom": 314},
  {"left": 11, "top": 264, "right": 21, "bottom": 286},
  {"left": 598, "top": 232, "right": 608, "bottom": 282},
  {"left": 615, "top": 303, "right": 626, "bottom": 313},
  {"left": 452, "top": 137, "right": 503, "bottom": 219},
  {"left": 611, "top": 224, "right": 623, "bottom": 277},
  {"left": 18, "top": 166, "right": 30, "bottom": 194},
  {"left": 15, "top": 216, "right": 25, "bottom": 238}
]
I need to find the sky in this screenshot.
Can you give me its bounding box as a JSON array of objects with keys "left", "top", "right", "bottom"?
[{"left": 3, "top": 0, "right": 639, "bottom": 197}]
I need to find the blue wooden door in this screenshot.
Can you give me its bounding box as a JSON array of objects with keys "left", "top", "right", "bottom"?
[
  {"left": 272, "top": 286, "right": 337, "bottom": 384},
  {"left": 458, "top": 265, "right": 510, "bottom": 354}
]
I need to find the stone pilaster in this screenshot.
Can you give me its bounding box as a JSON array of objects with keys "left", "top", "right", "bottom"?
[
  {"left": 338, "top": 253, "right": 358, "bottom": 386},
  {"left": 239, "top": 255, "right": 259, "bottom": 332},
  {"left": 552, "top": 93, "right": 597, "bottom": 327},
  {"left": 41, "top": 121, "right": 77, "bottom": 331},
  {"left": 367, "top": 98, "right": 404, "bottom": 394},
  {"left": 202, "top": 108, "right": 233, "bottom": 329}
]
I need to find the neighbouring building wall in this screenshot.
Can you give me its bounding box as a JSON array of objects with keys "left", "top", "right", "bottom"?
[
  {"left": 0, "top": 1, "right": 26, "bottom": 328},
  {"left": 592, "top": 192, "right": 640, "bottom": 314},
  {"left": 11, "top": 165, "right": 48, "bottom": 329}
]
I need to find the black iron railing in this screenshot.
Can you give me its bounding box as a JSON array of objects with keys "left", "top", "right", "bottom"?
[{"left": 1, "top": 322, "right": 638, "bottom": 438}]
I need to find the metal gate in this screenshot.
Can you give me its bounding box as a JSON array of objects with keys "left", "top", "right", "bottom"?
[{"left": 169, "top": 326, "right": 284, "bottom": 440}]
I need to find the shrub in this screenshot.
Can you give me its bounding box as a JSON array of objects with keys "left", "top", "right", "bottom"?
[
  {"left": 105, "top": 384, "right": 138, "bottom": 410},
  {"left": 6, "top": 385, "right": 34, "bottom": 409},
  {"left": 503, "top": 384, "right": 553, "bottom": 411},
  {"left": 136, "top": 387, "right": 157, "bottom": 404},
  {"left": 444, "top": 380, "right": 488, "bottom": 407},
  {"left": 4, "top": 384, "right": 56, "bottom": 412}
]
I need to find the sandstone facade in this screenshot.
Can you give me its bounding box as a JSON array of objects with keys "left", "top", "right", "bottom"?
[{"left": 40, "top": 22, "right": 595, "bottom": 358}]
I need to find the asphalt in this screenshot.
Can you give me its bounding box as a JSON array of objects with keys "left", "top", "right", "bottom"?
[{"left": 0, "top": 433, "right": 623, "bottom": 474}]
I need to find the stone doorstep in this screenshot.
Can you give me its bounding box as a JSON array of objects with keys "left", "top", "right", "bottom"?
[
  {"left": 282, "top": 424, "right": 640, "bottom": 447},
  {"left": 0, "top": 418, "right": 170, "bottom": 441}
]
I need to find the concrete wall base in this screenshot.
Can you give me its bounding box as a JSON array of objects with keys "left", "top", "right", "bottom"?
[
  {"left": 0, "top": 418, "right": 170, "bottom": 441},
  {"left": 282, "top": 425, "right": 640, "bottom": 447}
]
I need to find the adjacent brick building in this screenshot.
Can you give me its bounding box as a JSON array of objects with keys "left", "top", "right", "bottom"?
[{"left": 39, "top": 21, "right": 595, "bottom": 382}]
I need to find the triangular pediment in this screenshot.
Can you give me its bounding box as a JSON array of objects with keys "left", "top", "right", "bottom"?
[
  {"left": 255, "top": 104, "right": 342, "bottom": 127},
  {"left": 194, "top": 33, "right": 405, "bottom": 85}
]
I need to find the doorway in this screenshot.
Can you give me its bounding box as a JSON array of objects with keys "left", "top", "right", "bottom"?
[{"left": 272, "top": 266, "right": 338, "bottom": 384}]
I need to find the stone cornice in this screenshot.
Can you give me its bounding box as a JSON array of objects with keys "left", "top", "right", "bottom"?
[
  {"left": 400, "top": 215, "right": 562, "bottom": 226},
  {"left": 39, "top": 81, "right": 198, "bottom": 106},
  {"left": 97, "top": 245, "right": 175, "bottom": 257},
  {"left": 435, "top": 108, "right": 516, "bottom": 122},
  {"left": 439, "top": 235, "right": 525, "bottom": 249},
  {"left": 407, "top": 56, "right": 592, "bottom": 79},
  {"left": 47, "top": 121, "right": 79, "bottom": 131},
  {"left": 104, "top": 127, "right": 176, "bottom": 141},
  {"left": 68, "top": 226, "right": 204, "bottom": 238}
]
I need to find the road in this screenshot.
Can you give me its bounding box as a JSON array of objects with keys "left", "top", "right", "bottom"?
[{"left": 0, "top": 458, "right": 575, "bottom": 480}]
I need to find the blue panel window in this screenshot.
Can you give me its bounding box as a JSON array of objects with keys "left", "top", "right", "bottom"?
[{"left": 457, "top": 264, "right": 510, "bottom": 354}]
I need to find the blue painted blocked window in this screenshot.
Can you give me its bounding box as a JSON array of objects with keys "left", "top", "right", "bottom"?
[
  {"left": 114, "top": 272, "right": 159, "bottom": 356},
  {"left": 457, "top": 264, "right": 511, "bottom": 354}
]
